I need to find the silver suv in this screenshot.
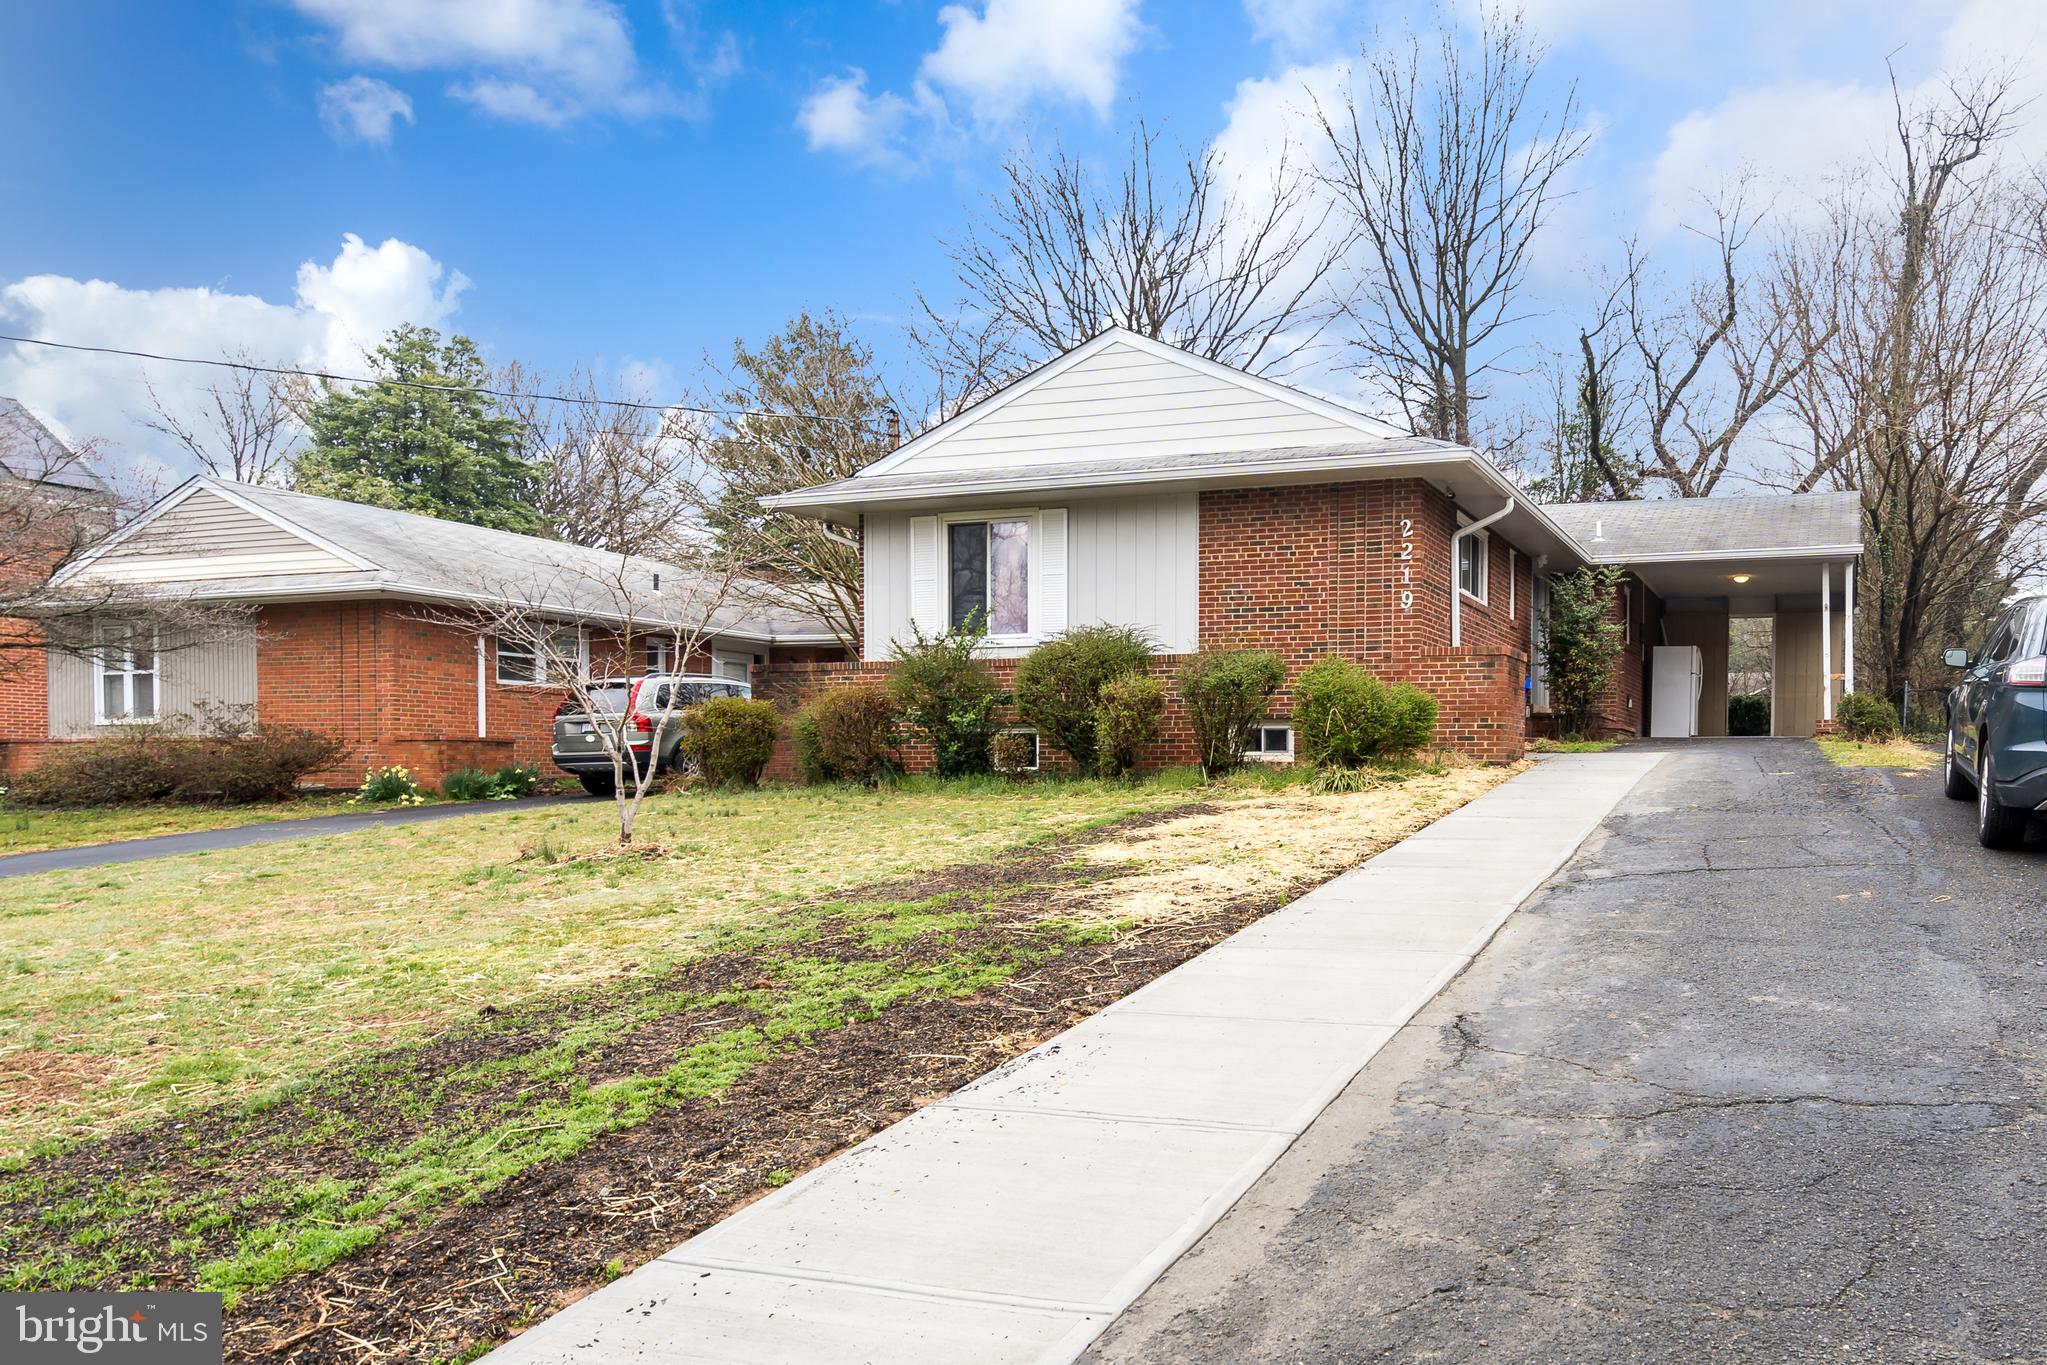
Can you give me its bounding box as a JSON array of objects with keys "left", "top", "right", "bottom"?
[{"left": 551, "top": 674, "right": 752, "bottom": 796}]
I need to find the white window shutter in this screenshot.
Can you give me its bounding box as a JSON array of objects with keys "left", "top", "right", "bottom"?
[
  {"left": 1037, "top": 508, "right": 1069, "bottom": 638},
  {"left": 908, "top": 516, "right": 942, "bottom": 635}
]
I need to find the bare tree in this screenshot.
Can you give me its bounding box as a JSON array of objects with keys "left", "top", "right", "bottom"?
[
  {"left": 1315, "top": 6, "right": 1589, "bottom": 447},
  {"left": 421, "top": 537, "right": 759, "bottom": 847},
  {"left": 1617, "top": 186, "right": 1839, "bottom": 497},
  {"left": 913, "top": 121, "right": 1349, "bottom": 405},
  {"left": 1, "top": 399, "right": 253, "bottom": 682},
  {"left": 1775, "top": 70, "right": 2047, "bottom": 700},
  {"left": 697, "top": 313, "right": 898, "bottom": 653},
  {"left": 498, "top": 364, "right": 694, "bottom": 555},
  {"left": 141, "top": 350, "right": 303, "bottom": 484}
]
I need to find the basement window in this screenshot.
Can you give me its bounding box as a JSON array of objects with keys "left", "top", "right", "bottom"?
[
  {"left": 994, "top": 728, "right": 1042, "bottom": 772},
  {"left": 1243, "top": 725, "right": 1294, "bottom": 762}
]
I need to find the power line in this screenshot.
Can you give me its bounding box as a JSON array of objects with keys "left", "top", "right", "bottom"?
[{"left": 0, "top": 332, "right": 891, "bottom": 430}]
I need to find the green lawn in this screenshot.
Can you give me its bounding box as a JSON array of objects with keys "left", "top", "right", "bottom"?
[
  {"left": 0, "top": 776, "right": 1213, "bottom": 1155},
  {"left": 1817, "top": 735, "right": 1939, "bottom": 770},
  {"left": 0, "top": 793, "right": 465, "bottom": 856}
]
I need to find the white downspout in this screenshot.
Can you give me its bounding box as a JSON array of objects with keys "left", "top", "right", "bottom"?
[
  {"left": 475, "top": 633, "right": 488, "bottom": 738},
  {"left": 1450, "top": 499, "right": 1515, "bottom": 648}
]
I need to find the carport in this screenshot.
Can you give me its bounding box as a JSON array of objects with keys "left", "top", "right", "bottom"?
[{"left": 1542, "top": 494, "right": 1865, "bottom": 738}]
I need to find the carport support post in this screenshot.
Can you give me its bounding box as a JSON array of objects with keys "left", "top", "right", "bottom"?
[
  {"left": 1844, "top": 562, "right": 1855, "bottom": 696},
  {"left": 1821, "top": 563, "right": 1834, "bottom": 724}
]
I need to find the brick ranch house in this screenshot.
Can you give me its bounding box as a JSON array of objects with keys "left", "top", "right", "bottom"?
[
  {"left": 0, "top": 477, "right": 844, "bottom": 787},
  {"left": 760, "top": 328, "right": 1866, "bottom": 765}
]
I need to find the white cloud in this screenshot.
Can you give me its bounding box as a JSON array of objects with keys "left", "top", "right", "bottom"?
[
  {"left": 317, "top": 75, "right": 415, "bottom": 145},
  {"left": 1242, "top": 0, "right": 1359, "bottom": 58},
  {"left": 798, "top": 0, "right": 1143, "bottom": 167},
  {"left": 0, "top": 235, "right": 469, "bottom": 477},
  {"left": 289, "top": 0, "right": 734, "bottom": 127},
  {"left": 1644, "top": 0, "right": 2047, "bottom": 234}
]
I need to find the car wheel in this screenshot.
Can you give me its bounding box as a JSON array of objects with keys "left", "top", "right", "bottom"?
[
  {"left": 1944, "top": 727, "right": 1974, "bottom": 801},
  {"left": 1977, "top": 747, "right": 2027, "bottom": 849},
  {"left": 577, "top": 771, "right": 616, "bottom": 798}
]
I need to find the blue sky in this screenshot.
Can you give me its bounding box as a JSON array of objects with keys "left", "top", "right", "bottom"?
[{"left": 3, "top": 0, "right": 2043, "bottom": 483}]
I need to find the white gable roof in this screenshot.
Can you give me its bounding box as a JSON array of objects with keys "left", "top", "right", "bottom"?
[{"left": 864, "top": 328, "right": 1406, "bottom": 480}]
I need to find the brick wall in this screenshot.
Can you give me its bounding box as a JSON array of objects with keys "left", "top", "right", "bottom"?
[{"left": 760, "top": 477, "right": 1540, "bottom": 773}]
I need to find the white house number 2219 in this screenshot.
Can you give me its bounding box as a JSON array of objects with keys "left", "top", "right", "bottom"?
[{"left": 1396, "top": 518, "right": 1414, "bottom": 610}]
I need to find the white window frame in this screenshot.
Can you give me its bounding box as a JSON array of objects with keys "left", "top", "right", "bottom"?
[
  {"left": 994, "top": 727, "right": 1042, "bottom": 773},
  {"left": 644, "top": 639, "right": 670, "bottom": 674},
  {"left": 1243, "top": 724, "right": 1295, "bottom": 763},
  {"left": 495, "top": 626, "right": 587, "bottom": 686},
  {"left": 712, "top": 649, "right": 754, "bottom": 684},
  {"left": 1456, "top": 519, "right": 1490, "bottom": 604},
  {"left": 940, "top": 508, "right": 1039, "bottom": 646},
  {"left": 92, "top": 621, "right": 160, "bottom": 724}
]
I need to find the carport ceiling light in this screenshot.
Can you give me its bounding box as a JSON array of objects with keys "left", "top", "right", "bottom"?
[{"left": 1730, "top": 573, "right": 1752, "bottom": 584}]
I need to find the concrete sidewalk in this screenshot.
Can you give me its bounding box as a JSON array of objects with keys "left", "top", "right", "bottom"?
[
  {"left": 0, "top": 795, "right": 577, "bottom": 879},
  {"left": 486, "top": 752, "right": 1666, "bottom": 1365}
]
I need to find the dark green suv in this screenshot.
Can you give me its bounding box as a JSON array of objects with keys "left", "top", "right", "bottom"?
[{"left": 1943, "top": 593, "right": 2047, "bottom": 848}]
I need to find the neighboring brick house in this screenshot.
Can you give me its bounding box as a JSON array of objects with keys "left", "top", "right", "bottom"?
[
  {"left": 0, "top": 478, "right": 843, "bottom": 787},
  {"left": 764, "top": 328, "right": 1866, "bottom": 765}
]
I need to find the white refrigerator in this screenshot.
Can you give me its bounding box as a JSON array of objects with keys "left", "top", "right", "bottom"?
[{"left": 1650, "top": 645, "right": 1703, "bottom": 738}]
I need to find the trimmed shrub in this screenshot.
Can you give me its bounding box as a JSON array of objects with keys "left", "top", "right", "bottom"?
[
  {"left": 992, "top": 730, "right": 1040, "bottom": 776},
  {"left": 1012, "top": 625, "right": 1155, "bottom": 772},
  {"left": 1177, "top": 649, "right": 1286, "bottom": 778},
  {"left": 791, "top": 710, "right": 833, "bottom": 785},
  {"left": 1094, "top": 672, "right": 1166, "bottom": 777},
  {"left": 1837, "top": 690, "right": 1900, "bottom": 742},
  {"left": 889, "top": 620, "right": 1002, "bottom": 778},
  {"left": 678, "top": 697, "right": 780, "bottom": 786},
  {"left": 804, "top": 684, "right": 903, "bottom": 785},
  {"left": 4, "top": 719, "right": 348, "bottom": 807},
  {"left": 1292, "top": 657, "right": 1439, "bottom": 766},
  {"left": 1727, "top": 692, "right": 1770, "bottom": 737}
]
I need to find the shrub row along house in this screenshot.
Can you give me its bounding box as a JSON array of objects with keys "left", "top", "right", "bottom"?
[{"left": 0, "top": 330, "right": 1863, "bottom": 783}]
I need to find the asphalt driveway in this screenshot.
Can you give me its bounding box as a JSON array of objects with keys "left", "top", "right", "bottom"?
[{"left": 1088, "top": 739, "right": 2047, "bottom": 1362}]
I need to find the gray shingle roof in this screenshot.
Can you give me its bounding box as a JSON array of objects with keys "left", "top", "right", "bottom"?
[
  {"left": 101, "top": 478, "right": 835, "bottom": 642},
  {"left": 1538, "top": 493, "right": 1862, "bottom": 560},
  {"left": 0, "top": 397, "right": 113, "bottom": 496}
]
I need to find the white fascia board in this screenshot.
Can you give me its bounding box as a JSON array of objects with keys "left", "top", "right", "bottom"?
[{"left": 1583, "top": 543, "right": 1865, "bottom": 565}]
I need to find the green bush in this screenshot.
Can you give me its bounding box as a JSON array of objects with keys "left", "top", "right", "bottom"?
[
  {"left": 992, "top": 730, "right": 1040, "bottom": 776},
  {"left": 1177, "top": 649, "right": 1287, "bottom": 778},
  {"left": 4, "top": 719, "right": 348, "bottom": 807},
  {"left": 441, "top": 764, "right": 540, "bottom": 800},
  {"left": 1094, "top": 672, "right": 1166, "bottom": 777},
  {"left": 802, "top": 684, "right": 902, "bottom": 785},
  {"left": 1012, "top": 625, "right": 1154, "bottom": 772},
  {"left": 678, "top": 697, "right": 781, "bottom": 787},
  {"left": 1837, "top": 690, "right": 1900, "bottom": 742},
  {"left": 889, "top": 620, "right": 1002, "bottom": 777},
  {"left": 1727, "top": 692, "right": 1770, "bottom": 737},
  {"left": 791, "top": 710, "right": 833, "bottom": 785},
  {"left": 1544, "top": 565, "right": 1628, "bottom": 738},
  {"left": 440, "top": 767, "right": 499, "bottom": 801},
  {"left": 352, "top": 765, "right": 428, "bottom": 806},
  {"left": 1292, "top": 657, "right": 1439, "bottom": 766}
]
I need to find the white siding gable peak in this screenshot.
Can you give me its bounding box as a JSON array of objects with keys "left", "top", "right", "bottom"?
[{"left": 862, "top": 328, "right": 1406, "bottom": 482}]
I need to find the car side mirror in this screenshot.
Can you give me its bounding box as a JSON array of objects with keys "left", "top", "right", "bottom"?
[{"left": 1943, "top": 647, "right": 1971, "bottom": 669}]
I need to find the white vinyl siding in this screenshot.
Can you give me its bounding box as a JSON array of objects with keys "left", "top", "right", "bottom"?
[
  {"left": 85, "top": 488, "right": 356, "bottom": 581},
  {"left": 889, "top": 341, "right": 1373, "bottom": 476},
  {"left": 865, "top": 492, "right": 1196, "bottom": 659},
  {"left": 47, "top": 624, "right": 258, "bottom": 738}
]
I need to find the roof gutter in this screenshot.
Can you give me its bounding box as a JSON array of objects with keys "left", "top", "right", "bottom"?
[{"left": 1451, "top": 499, "right": 1515, "bottom": 648}]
